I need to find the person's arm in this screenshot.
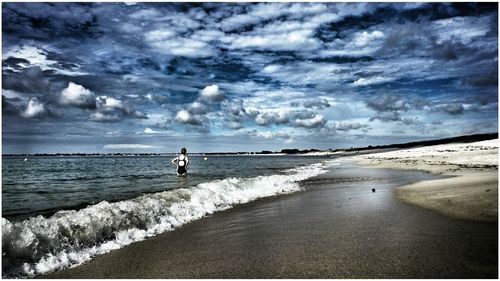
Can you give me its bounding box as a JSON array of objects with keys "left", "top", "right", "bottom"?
[
  {"left": 171, "top": 157, "right": 177, "bottom": 166},
  {"left": 185, "top": 157, "right": 189, "bottom": 168}
]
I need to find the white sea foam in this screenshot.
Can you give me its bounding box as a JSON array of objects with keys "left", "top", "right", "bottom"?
[{"left": 2, "top": 160, "right": 335, "bottom": 277}]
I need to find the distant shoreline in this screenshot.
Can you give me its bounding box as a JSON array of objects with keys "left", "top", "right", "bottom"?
[{"left": 3, "top": 132, "right": 497, "bottom": 157}]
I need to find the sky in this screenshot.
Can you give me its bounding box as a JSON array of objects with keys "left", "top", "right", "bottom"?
[{"left": 2, "top": 2, "right": 498, "bottom": 153}]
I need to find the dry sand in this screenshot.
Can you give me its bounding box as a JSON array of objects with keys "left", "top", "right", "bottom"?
[{"left": 352, "top": 139, "right": 498, "bottom": 221}]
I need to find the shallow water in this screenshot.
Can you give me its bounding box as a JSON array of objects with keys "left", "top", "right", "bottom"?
[
  {"left": 2, "top": 155, "right": 328, "bottom": 219},
  {"left": 2, "top": 155, "right": 333, "bottom": 277}
]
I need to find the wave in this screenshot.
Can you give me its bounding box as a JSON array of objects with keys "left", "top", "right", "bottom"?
[{"left": 2, "top": 160, "right": 335, "bottom": 278}]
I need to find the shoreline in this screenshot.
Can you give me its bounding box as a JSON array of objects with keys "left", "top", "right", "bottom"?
[
  {"left": 351, "top": 139, "right": 498, "bottom": 222},
  {"left": 41, "top": 161, "right": 497, "bottom": 278}
]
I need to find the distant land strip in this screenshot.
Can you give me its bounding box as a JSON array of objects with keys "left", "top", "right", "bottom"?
[{"left": 3, "top": 132, "right": 497, "bottom": 157}]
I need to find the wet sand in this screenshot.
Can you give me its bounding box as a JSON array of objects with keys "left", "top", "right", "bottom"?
[{"left": 43, "top": 163, "right": 497, "bottom": 279}]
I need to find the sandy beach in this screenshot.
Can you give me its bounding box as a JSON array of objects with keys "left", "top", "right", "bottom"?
[
  {"left": 352, "top": 139, "right": 498, "bottom": 222},
  {"left": 42, "top": 147, "right": 498, "bottom": 278}
]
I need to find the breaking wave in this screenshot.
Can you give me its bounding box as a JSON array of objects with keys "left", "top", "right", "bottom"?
[{"left": 2, "top": 160, "right": 335, "bottom": 278}]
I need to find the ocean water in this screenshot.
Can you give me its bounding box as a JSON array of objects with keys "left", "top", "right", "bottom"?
[{"left": 2, "top": 155, "right": 335, "bottom": 277}]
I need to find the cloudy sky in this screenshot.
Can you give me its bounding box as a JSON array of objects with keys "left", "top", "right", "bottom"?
[{"left": 2, "top": 2, "right": 498, "bottom": 153}]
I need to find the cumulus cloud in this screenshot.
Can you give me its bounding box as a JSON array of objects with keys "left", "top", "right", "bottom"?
[
  {"left": 59, "top": 82, "right": 96, "bottom": 108},
  {"left": 175, "top": 109, "right": 207, "bottom": 126},
  {"left": 255, "top": 111, "right": 289, "bottom": 126},
  {"left": 175, "top": 109, "right": 191, "bottom": 123},
  {"left": 91, "top": 95, "right": 147, "bottom": 122},
  {"left": 101, "top": 97, "right": 122, "bottom": 109},
  {"left": 366, "top": 95, "right": 409, "bottom": 113},
  {"left": 199, "top": 84, "right": 224, "bottom": 102},
  {"left": 187, "top": 101, "right": 209, "bottom": 114},
  {"left": 293, "top": 114, "right": 327, "bottom": 128},
  {"left": 174, "top": 84, "right": 226, "bottom": 130},
  {"left": 21, "top": 97, "right": 46, "bottom": 118},
  {"left": 352, "top": 30, "right": 385, "bottom": 47}
]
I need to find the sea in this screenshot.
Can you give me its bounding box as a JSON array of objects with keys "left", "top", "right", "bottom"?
[{"left": 2, "top": 154, "right": 336, "bottom": 277}]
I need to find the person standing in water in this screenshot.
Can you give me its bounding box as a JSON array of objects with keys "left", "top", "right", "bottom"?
[{"left": 171, "top": 147, "right": 189, "bottom": 176}]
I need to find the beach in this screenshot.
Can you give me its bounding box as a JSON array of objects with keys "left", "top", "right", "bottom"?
[
  {"left": 352, "top": 139, "right": 498, "bottom": 222},
  {"left": 42, "top": 140, "right": 498, "bottom": 279}
]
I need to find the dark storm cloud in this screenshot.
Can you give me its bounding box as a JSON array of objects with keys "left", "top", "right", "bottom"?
[
  {"left": 2, "top": 57, "right": 30, "bottom": 71},
  {"left": 431, "top": 39, "right": 472, "bottom": 61},
  {"left": 2, "top": 95, "right": 22, "bottom": 116},
  {"left": 2, "top": 2, "right": 101, "bottom": 40},
  {"left": 463, "top": 70, "right": 498, "bottom": 87},
  {"left": 2, "top": 67, "right": 50, "bottom": 94}
]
